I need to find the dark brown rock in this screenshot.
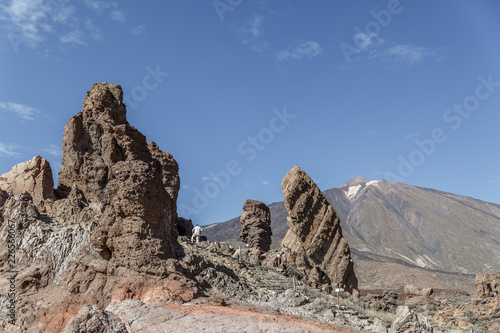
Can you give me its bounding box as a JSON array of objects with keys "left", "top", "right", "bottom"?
[
  {"left": 56, "top": 82, "right": 180, "bottom": 265},
  {"left": 177, "top": 217, "right": 194, "bottom": 237},
  {"left": 476, "top": 271, "right": 500, "bottom": 298},
  {"left": 280, "top": 166, "right": 358, "bottom": 293},
  {"left": 0, "top": 155, "right": 55, "bottom": 206},
  {"left": 239, "top": 199, "right": 272, "bottom": 252}
]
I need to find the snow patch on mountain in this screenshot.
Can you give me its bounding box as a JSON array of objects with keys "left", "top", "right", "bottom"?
[{"left": 346, "top": 185, "right": 361, "bottom": 199}]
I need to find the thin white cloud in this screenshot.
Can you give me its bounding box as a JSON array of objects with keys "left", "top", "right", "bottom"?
[
  {"left": 383, "top": 45, "right": 438, "bottom": 66},
  {"left": 60, "top": 29, "right": 87, "bottom": 46},
  {"left": 0, "top": 102, "right": 42, "bottom": 121},
  {"left": 276, "top": 41, "right": 323, "bottom": 62},
  {"left": 0, "top": 0, "right": 121, "bottom": 51},
  {"left": 42, "top": 144, "right": 62, "bottom": 157},
  {"left": 353, "top": 32, "right": 384, "bottom": 51},
  {"left": 344, "top": 32, "right": 442, "bottom": 67},
  {"left": 0, "top": 0, "right": 53, "bottom": 48},
  {"left": 405, "top": 132, "right": 420, "bottom": 140},
  {"left": 83, "top": 17, "right": 102, "bottom": 41},
  {"left": 248, "top": 15, "right": 264, "bottom": 38},
  {"left": 83, "top": 0, "right": 115, "bottom": 13},
  {"left": 132, "top": 25, "right": 146, "bottom": 35},
  {"left": 362, "top": 130, "right": 377, "bottom": 136},
  {"left": 110, "top": 10, "right": 126, "bottom": 23},
  {"left": 0, "top": 143, "right": 21, "bottom": 157},
  {"left": 201, "top": 177, "right": 211, "bottom": 181},
  {"left": 239, "top": 14, "right": 265, "bottom": 48},
  {"left": 59, "top": 18, "right": 101, "bottom": 46},
  {"left": 261, "top": 180, "right": 270, "bottom": 185}
]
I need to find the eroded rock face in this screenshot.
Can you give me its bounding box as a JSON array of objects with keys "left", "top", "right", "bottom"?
[
  {"left": 280, "top": 166, "right": 358, "bottom": 293},
  {"left": 0, "top": 83, "right": 192, "bottom": 332},
  {"left": 390, "top": 306, "right": 433, "bottom": 333},
  {"left": 0, "top": 155, "right": 55, "bottom": 206},
  {"left": 56, "top": 82, "right": 180, "bottom": 264},
  {"left": 240, "top": 199, "right": 272, "bottom": 252},
  {"left": 476, "top": 271, "right": 500, "bottom": 298}
]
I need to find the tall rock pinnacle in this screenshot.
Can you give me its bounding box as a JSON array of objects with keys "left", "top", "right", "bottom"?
[
  {"left": 240, "top": 199, "right": 272, "bottom": 252},
  {"left": 281, "top": 166, "right": 358, "bottom": 293},
  {"left": 57, "top": 82, "right": 180, "bottom": 265}
]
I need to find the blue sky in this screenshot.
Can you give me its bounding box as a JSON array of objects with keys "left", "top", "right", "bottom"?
[{"left": 1, "top": 0, "right": 499, "bottom": 225}]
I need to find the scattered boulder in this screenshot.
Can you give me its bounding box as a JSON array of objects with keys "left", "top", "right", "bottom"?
[
  {"left": 280, "top": 166, "right": 358, "bottom": 293},
  {"left": 239, "top": 199, "right": 272, "bottom": 252},
  {"left": 361, "top": 291, "right": 398, "bottom": 312},
  {"left": 177, "top": 217, "right": 194, "bottom": 237},
  {"left": 0, "top": 155, "right": 55, "bottom": 206},
  {"left": 475, "top": 271, "right": 500, "bottom": 298},
  {"left": 390, "top": 306, "right": 433, "bottom": 333}
]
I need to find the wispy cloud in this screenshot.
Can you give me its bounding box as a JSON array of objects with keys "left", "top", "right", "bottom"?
[
  {"left": 0, "top": 143, "right": 21, "bottom": 157},
  {"left": 362, "top": 130, "right": 377, "bottom": 136},
  {"left": 0, "top": 0, "right": 55, "bottom": 48},
  {"left": 42, "top": 144, "right": 62, "bottom": 157},
  {"left": 0, "top": 0, "right": 122, "bottom": 51},
  {"left": 0, "top": 102, "right": 43, "bottom": 121},
  {"left": 132, "top": 25, "right": 146, "bottom": 35},
  {"left": 261, "top": 180, "right": 270, "bottom": 185},
  {"left": 276, "top": 41, "right": 323, "bottom": 62},
  {"left": 239, "top": 14, "right": 265, "bottom": 48},
  {"left": 60, "top": 29, "right": 87, "bottom": 46},
  {"left": 383, "top": 45, "right": 440, "bottom": 66},
  {"left": 344, "top": 31, "right": 443, "bottom": 67},
  {"left": 110, "top": 10, "right": 126, "bottom": 23},
  {"left": 248, "top": 15, "right": 264, "bottom": 38},
  {"left": 405, "top": 132, "right": 420, "bottom": 140}
]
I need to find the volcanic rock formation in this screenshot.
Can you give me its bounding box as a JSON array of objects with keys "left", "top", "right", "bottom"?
[
  {"left": 0, "top": 155, "right": 55, "bottom": 207},
  {"left": 280, "top": 166, "right": 358, "bottom": 293},
  {"left": 239, "top": 199, "right": 272, "bottom": 252},
  {"left": 56, "top": 82, "right": 180, "bottom": 265},
  {"left": 475, "top": 271, "right": 500, "bottom": 298},
  {"left": 0, "top": 83, "right": 199, "bottom": 332}
]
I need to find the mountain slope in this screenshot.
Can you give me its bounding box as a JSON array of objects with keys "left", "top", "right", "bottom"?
[{"left": 204, "top": 178, "right": 500, "bottom": 277}]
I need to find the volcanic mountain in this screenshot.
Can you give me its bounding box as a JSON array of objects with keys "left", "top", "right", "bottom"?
[{"left": 204, "top": 177, "right": 500, "bottom": 292}]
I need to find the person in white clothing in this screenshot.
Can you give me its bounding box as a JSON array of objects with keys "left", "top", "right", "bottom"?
[{"left": 191, "top": 224, "right": 202, "bottom": 243}]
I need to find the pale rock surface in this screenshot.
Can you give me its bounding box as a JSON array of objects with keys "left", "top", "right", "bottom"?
[
  {"left": 390, "top": 306, "right": 433, "bottom": 333},
  {"left": 280, "top": 166, "right": 358, "bottom": 293},
  {"left": 0, "top": 155, "right": 55, "bottom": 206},
  {"left": 63, "top": 304, "right": 128, "bottom": 333}
]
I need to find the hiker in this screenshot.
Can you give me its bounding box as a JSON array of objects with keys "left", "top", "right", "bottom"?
[{"left": 191, "top": 224, "right": 202, "bottom": 243}]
